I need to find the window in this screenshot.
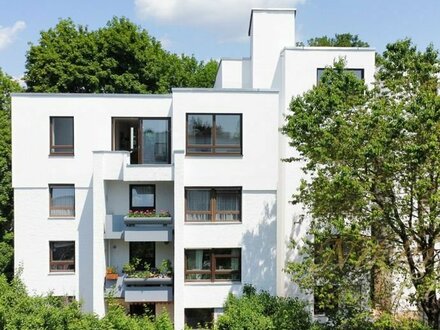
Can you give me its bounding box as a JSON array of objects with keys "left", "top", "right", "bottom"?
[
  {"left": 50, "top": 117, "right": 74, "bottom": 155},
  {"left": 50, "top": 241, "right": 75, "bottom": 272},
  {"left": 49, "top": 184, "right": 75, "bottom": 217},
  {"left": 129, "top": 303, "right": 155, "bottom": 317},
  {"left": 185, "top": 248, "right": 241, "bottom": 282},
  {"left": 186, "top": 114, "right": 242, "bottom": 155},
  {"left": 112, "top": 117, "right": 171, "bottom": 164},
  {"left": 130, "top": 185, "right": 155, "bottom": 211},
  {"left": 317, "top": 68, "right": 364, "bottom": 82},
  {"left": 141, "top": 119, "right": 171, "bottom": 164},
  {"left": 185, "top": 188, "right": 241, "bottom": 222},
  {"left": 129, "top": 242, "right": 155, "bottom": 270},
  {"left": 185, "top": 308, "right": 214, "bottom": 329}
]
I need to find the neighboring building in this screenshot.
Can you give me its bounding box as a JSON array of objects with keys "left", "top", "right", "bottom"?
[{"left": 12, "top": 8, "right": 375, "bottom": 329}]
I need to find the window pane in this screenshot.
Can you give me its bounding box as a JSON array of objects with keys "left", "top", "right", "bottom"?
[
  {"left": 51, "top": 242, "right": 75, "bottom": 261},
  {"left": 129, "top": 242, "right": 155, "bottom": 270},
  {"left": 131, "top": 185, "right": 155, "bottom": 209},
  {"left": 50, "top": 185, "right": 75, "bottom": 216},
  {"left": 216, "top": 190, "right": 240, "bottom": 221},
  {"left": 317, "top": 68, "right": 364, "bottom": 82},
  {"left": 186, "top": 250, "right": 211, "bottom": 270},
  {"left": 186, "top": 190, "right": 211, "bottom": 221},
  {"left": 216, "top": 115, "right": 241, "bottom": 146},
  {"left": 187, "top": 115, "right": 212, "bottom": 146},
  {"left": 185, "top": 309, "right": 214, "bottom": 329},
  {"left": 50, "top": 241, "right": 75, "bottom": 272},
  {"left": 142, "top": 119, "right": 170, "bottom": 164},
  {"left": 346, "top": 69, "right": 364, "bottom": 80},
  {"left": 51, "top": 117, "right": 73, "bottom": 154}
]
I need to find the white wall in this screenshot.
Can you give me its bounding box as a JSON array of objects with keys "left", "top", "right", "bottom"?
[
  {"left": 12, "top": 94, "right": 173, "bottom": 314},
  {"left": 250, "top": 9, "right": 296, "bottom": 88},
  {"left": 171, "top": 89, "right": 279, "bottom": 327}
]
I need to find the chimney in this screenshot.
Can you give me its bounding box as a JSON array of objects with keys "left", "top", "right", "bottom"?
[{"left": 249, "top": 8, "right": 296, "bottom": 89}]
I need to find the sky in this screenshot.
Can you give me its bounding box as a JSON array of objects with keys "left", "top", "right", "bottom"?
[{"left": 1, "top": 0, "right": 440, "bottom": 80}]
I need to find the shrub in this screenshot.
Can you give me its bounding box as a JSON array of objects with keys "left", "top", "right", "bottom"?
[{"left": 215, "top": 285, "right": 312, "bottom": 330}]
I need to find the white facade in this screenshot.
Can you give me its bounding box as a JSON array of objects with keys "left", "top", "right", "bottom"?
[{"left": 12, "top": 8, "right": 375, "bottom": 329}]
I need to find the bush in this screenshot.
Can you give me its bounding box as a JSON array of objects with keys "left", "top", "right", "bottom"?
[
  {"left": 215, "top": 285, "right": 312, "bottom": 330},
  {"left": 373, "top": 312, "right": 431, "bottom": 330},
  {"left": 0, "top": 274, "right": 174, "bottom": 329}
]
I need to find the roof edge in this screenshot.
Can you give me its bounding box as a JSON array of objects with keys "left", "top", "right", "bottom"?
[{"left": 10, "top": 93, "right": 172, "bottom": 98}]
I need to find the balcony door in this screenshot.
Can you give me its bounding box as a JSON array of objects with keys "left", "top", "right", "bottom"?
[
  {"left": 129, "top": 242, "right": 155, "bottom": 270},
  {"left": 113, "top": 117, "right": 171, "bottom": 164}
]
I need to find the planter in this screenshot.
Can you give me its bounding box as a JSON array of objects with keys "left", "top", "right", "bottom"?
[
  {"left": 123, "top": 276, "right": 173, "bottom": 286},
  {"left": 124, "top": 216, "right": 172, "bottom": 225},
  {"left": 106, "top": 273, "right": 119, "bottom": 280}
]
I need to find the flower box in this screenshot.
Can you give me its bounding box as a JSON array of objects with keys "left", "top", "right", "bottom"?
[
  {"left": 123, "top": 276, "right": 173, "bottom": 286},
  {"left": 124, "top": 216, "right": 172, "bottom": 225}
]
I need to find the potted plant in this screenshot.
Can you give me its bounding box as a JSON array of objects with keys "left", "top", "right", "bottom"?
[{"left": 106, "top": 266, "right": 118, "bottom": 280}]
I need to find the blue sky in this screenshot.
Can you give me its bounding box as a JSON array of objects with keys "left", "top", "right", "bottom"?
[{"left": 1, "top": 0, "right": 439, "bottom": 80}]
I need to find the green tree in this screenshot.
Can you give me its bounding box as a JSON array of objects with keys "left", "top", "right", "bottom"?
[
  {"left": 25, "top": 18, "right": 217, "bottom": 93},
  {"left": 0, "top": 69, "right": 22, "bottom": 278},
  {"left": 283, "top": 39, "right": 440, "bottom": 328},
  {"left": 307, "top": 33, "right": 369, "bottom": 47}
]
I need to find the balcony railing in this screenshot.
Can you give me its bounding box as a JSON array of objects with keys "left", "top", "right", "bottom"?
[
  {"left": 104, "top": 215, "right": 173, "bottom": 242},
  {"left": 105, "top": 275, "right": 173, "bottom": 302}
]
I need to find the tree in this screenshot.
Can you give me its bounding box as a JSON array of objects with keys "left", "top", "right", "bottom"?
[
  {"left": 307, "top": 33, "right": 369, "bottom": 47},
  {"left": 25, "top": 18, "right": 217, "bottom": 93},
  {"left": 0, "top": 69, "right": 22, "bottom": 278},
  {"left": 283, "top": 39, "right": 440, "bottom": 328}
]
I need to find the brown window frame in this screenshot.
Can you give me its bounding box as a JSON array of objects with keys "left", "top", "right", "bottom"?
[
  {"left": 129, "top": 184, "right": 156, "bottom": 211},
  {"left": 49, "top": 241, "right": 75, "bottom": 273},
  {"left": 186, "top": 113, "right": 242, "bottom": 156},
  {"left": 50, "top": 116, "right": 74, "bottom": 156},
  {"left": 185, "top": 187, "right": 242, "bottom": 223},
  {"left": 184, "top": 248, "right": 241, "bottom": 282},
  {"left": 49, "top": 184, "right": 75, "bottom": 217}
]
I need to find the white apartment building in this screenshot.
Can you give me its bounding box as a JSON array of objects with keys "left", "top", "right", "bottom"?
[{"left": 12, "top": 8, "right": 375, "bottom": 329}]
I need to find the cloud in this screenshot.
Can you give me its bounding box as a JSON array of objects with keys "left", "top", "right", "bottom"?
[
  {"left": 158, "top": 35, "right": 172, "bottom": 49},
  {"left": 134, "top": 0, "right": 305, "bottom": 41},
  {"left": 0, "top": 21, "right": 26, "bottom": 50}
]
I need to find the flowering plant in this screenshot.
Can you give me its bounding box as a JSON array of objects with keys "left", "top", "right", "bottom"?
[{"left": 127, "top": 209, "right": 171, "bottom": 218}]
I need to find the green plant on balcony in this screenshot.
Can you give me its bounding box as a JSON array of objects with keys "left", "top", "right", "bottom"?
[
  {"left": 127, "top": 209, "right": 171, "bottom": 218},
  {"left": 157, "top": 259, "right": 173, "bottom": 278},
  {"left": 122, "top": 258, "right": 151, "bottom": 278},
  {"left": 122, "top": 258, "right": 173, "bottom": 279}
]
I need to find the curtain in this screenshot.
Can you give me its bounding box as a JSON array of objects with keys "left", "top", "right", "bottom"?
[
  {"left": 216, "top": 191, "right": 240, "bottom": 221},
  {"left": 187, "top": 190, "right": 211, "bottom": 221}
]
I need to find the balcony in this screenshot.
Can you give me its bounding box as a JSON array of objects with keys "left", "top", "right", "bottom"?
[
  {"left": 94, "top": 152, "right": 173, "bottom": 182},
  {"left": 105, "top": 276, "right": 173, "bottom": 302},
  {"left": 104, "top": 215, "right": 173, "bottom": 242}
]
